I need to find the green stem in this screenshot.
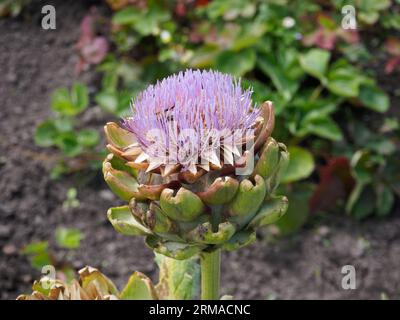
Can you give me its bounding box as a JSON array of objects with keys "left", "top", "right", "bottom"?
[
  {"left": 310, "top": 85, "right": 323, "bottom": 102},
  {"left": 200, "top": 249, "right": 221, "bottom": 300}
]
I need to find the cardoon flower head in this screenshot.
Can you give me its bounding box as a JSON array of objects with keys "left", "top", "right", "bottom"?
[
  {"left": 102, "top": 68, "right": 288, "bottom": 269},
  {"left": 121, "top": 69, "right": 260, "bottom": 174}
]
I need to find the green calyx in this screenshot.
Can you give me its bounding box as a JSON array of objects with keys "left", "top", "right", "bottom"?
[
  {"left": 160, "top": 188, "right": 205, "bottom": 222},
  {"left": 129, "top": 198, "right": 149, "bottom": 220},
  {"left": 197, "top": 177, "right": 239, "bottom": 205},
  {"left": 146, "top": 236, "right": 206, "bottom": 260},
  {"left": 253, "top": 138, "right": 289, "bottom": 193},
  {"left": 104, "top": 122, "right": 136, "bottom": 149},
  {"left": 247, "top": 195, "right": 289, "bottom": 229},
  {"left": 254, "top": 138, "right": 280, "bottom": 179},
  {"left": 228, "top": 175, "right": 266, "bottom": 218},
  {"left": 185, "top": 221, "right": 236, "bottom": 244},
  {"left": 107, "top": 206, "right": 151, "bottom": 236},
  {"left": 144, "top": 203, "right": 176, "bottom": 235},
  {"left": 103, "top": 161, "right": 139, "bottom": 201},
  {"left": 103, "top": 111, "right": 290, "bottom": 260},
  {"left": 266, "top": 144, "right": 289, "bottom": 193},
  {"left": 222, "top": 230, "right": 257, "bottom": 251}
]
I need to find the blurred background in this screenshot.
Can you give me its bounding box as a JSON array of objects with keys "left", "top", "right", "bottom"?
[{"left": 0, "top": 0, "right": 399, "bottom": 299}]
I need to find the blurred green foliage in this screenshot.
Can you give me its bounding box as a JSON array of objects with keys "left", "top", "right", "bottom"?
[
  {"left": 22, "top": 241, "right": 52, "bottom": 270},
  {"left": 35, "top": 0, "right": 400, "bottom": 227},
  {"left": 55, "top": 227, "right": 84, "bottom": 249},
  {"left": 35, "top": 83, "right": 101, "bottom": 178},
  {"left": 0, "top": 0, "right": 30, "bottom": 17},
  {"left": 22, "top": 226, "right": 84, "bottom": 271}
]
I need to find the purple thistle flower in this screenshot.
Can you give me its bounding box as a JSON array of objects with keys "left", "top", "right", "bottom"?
[{"left": 122, "top": 69, "right": 260, "bottom": 173}]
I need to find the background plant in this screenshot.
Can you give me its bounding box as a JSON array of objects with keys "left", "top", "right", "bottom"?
[{"left": 34, "top": 82, "right": 101, "bottom": 178}]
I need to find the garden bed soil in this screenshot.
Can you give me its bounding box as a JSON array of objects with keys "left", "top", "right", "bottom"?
[{"left": 1, "top": 0, "right": 400, "bottom": 300}]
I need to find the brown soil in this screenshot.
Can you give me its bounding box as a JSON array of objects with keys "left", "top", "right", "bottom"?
[{"left": 1, "top": 0, "right": 399, "bottom": 300}]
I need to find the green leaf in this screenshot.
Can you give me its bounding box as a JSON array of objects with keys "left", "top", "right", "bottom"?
[
  {"left": 367, "top": 138, "right": 396, "bottom": 155},
  {"left": 112, "top": 7, "right": 141, "bottom": 25},
  {"left": 358, "top": 0, "right": 391, "bottom": 11},
  {"left": 257, "top": 53, "right": 299, "bottom": 101},
  {"left": 350, "top": 150, "right": 373, "bottom": 184},
  {"left": 31, "top": 252, "right": 52, "bottom": 270},
  {"left": 51, "top": 83, "right": 88, "bottom": 116},
  {"left": 326, "top": 65, "right": 362, "bottom": 97},
  {"left": 77, "top": 129, "right": 100, "bottom": 148},
  {"left": 96, "top": 91, "right": 132, "bottom": 117},
  {"left": 242, "top": 79, "right": 273, "bottom": 105},
  {"left": 155, "top": 253, "right": 200, "bottom": 300},
  {"left": 34, "top": 120, "right": 58, "bottom": 147},
  {"left": 137, "top": 5, "right": 170, "bottom": 36},
  {"left": 51, "top": 88, "right": 73, "bottom": 115},
  {"left": 55, "top": 132, "right": 82, "bottom": 157},
  {"left": 358, "top": 84, "right": 390, "bottom": 113},
  {"left": 22, "top": 241, "right": 49, "bottom": 255},
  {"left": 281, "top": 146, "right": 315, "bottom": 183},
  {"left": 299, "top": 49, "right": 330, "bottom": 82},
  {"left": 53, "top": 118, "right": 73, "bottom": 132},
  {"left": 231, "top": 22, "right": 266, "bottom": 51},
  {"left": 275, "top": 183, "right": 313, "bottom": 235},
  {"left": 189, "top": 46, "right": 220, "bottom": 69},
  {"left": 346, "top": 182, "right": 375, "bottom": 220},
  {"left": 70, "top": 83, "right": 89, "bottom": 113},
  {"left": 22, "top": 241, "right": 51, "bottom": 271},
  {"left": 63, "top": 188, "right": 80, "bottom": 210},
  {"left": 95, "top": 91, "right": 118, "bottom": 114},
  {"left": 303, "top": 117, "right": 343, "bottom": 141},
  {"left": 358, "top": 11, "right": 378, "bottom": 24},
  {"left": 55, "top": 227, "right": 84, "bottom": 249},
  {"left": 376, "top": 185, "right": 395, "bottom": 217},
  {"left": 215, "top": 48, "right": 256, "bottom": 76},
  {"left": 120, "top": 272, "right": 157, "bottom": 300}
]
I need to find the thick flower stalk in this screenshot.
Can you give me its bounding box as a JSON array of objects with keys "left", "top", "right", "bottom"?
[{"left": 103, "top": 69, "right": 289, "bottom": 299}]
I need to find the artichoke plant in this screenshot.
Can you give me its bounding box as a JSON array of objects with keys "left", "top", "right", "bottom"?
[
  {"left": 18, "top": 255, "right": 199, "bottom": 300},
  {"left": 103, "top": 69, "right": 289, "bottom": 299},
  {"left": 17, "top": 266, "right": 157, "bottom": 300}
]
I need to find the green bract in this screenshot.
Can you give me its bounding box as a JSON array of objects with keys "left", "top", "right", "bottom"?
[{"left": 103, "top": 102, "right": 289, "bottom": 259}]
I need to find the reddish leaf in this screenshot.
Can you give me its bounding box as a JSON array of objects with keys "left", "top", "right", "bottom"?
[
  {"left": 196, "top": 0, "right": 210, "bottom": 7},
  {"left": 175, "top": 2, "right": 186, "bottom": 17},
  {"left": 337, "top": 29, "right": 359, "bottom": 44},
  {"left": 303, "top": 28, "right": 337, "bottom": 50},
  {"left": 384, "top": 37, "right": 400, "bottom": 74},
  {"left": 303, "top": 13, "right": 359, "bottom": 51},
  {"left": 385, "top": 56, "right": 400, "bottom": 74},
  {"left": 81, "top": 37, "right": 109, "bottom": 65},
  {"left": 310, "top": 157, "right": 355, "bottom": 213},
  {"left": 75, "top": 11, "right": 109, "bottom": 74},
  {"left": 385, "top": 37, "right": 400, "bottom": 56}
]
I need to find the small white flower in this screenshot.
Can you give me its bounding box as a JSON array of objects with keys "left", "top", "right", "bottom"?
[
  {"left": 160, "top": 30, "right": 172, "bottom": 44},
  {"left": 282, "top": 16, "right": 295, "bottom": 28}
]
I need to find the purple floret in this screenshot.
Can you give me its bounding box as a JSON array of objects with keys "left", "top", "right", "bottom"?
[{"left": 122, "top": 69, "right": 259, "bottom": 170}]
